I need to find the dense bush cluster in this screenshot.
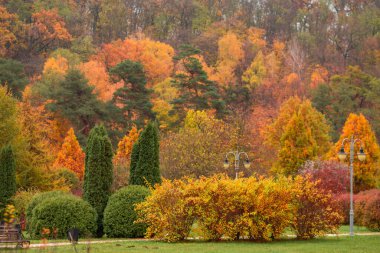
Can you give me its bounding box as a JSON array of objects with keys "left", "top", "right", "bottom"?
[
  {"left": 28, "top": 194, "right": 97, "bottom": 238},
  {"left": 354, "top": 189, "right": 380, "bottom": 231},
  {"left": 136, "top": 175, "right": 342, "bottom": 242},
  {"left": 103, "top": 185, "right": 150, "bottom": 238},
  {"left": 25, "top": 191, "right": 68, "bottom": 230}
]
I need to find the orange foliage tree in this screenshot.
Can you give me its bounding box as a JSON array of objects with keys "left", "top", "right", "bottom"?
[
  {"left": 27, "top": 9, "right": 72, "bottom": 53},
  {"left": 94, "top": 37, "right": 174, "bottom": 85},
  {"left": 330, "top": 113, "right": 380, "bottom": 191},
  {"left": 54, "top": 128, "right": 85, "bottom": 180},
  {"left": 113, "top": 126, "right": 141, "bottom": 167},
  {"left": 79, "top": 60, "right": 122, "bottom": 101},
  {"left": 0, "top": 6, "right": 22, "bottom": 57},
  {"left": 212, "top": 31, "right": 244, "bottom": 86}
]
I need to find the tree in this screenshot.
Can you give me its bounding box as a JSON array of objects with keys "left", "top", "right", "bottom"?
[
  {"left": 171, "top": 44, "right": 225, "bottom": 121},
  {"left": 160, "top": 110, "right": 240, "bottom": 179},
  {"left": 275, "top": 112, "right": 318, "bottom": 176},
  {"left": 27, "top": 9, "right": 72, "bottom": 53},
  {"left": 129, "top": 122, "right": 161, "bottom": 186},
  {"left": 79, "top": 60, "right": 120, "bottom": 102},
  {"left": 83, "top": 125, "right": 113, "bottom": 237},
  {"left": 40, "top": 69, "right": 106, "bottom": 143},
  {"left": 0, "top": 86, "right": 19, "bottom": 149},
  {"left": 0, "top": 6, "right": 22, "bottom": 57},
  {"left": 110, "top": 60, "right": 155, "bottom": 129},
  {"left": 0, "top": 58, "right": 28, "bottom": 98},
  {"left": 265, "top": 97, "right": 332, "bottom": 175},
  {"left": 331, "top": 113, "right": 380, "bottom": 192},
  {"left": 312, "top": 66, "right": 380, "bottom": 140},
  {"left": 0, "top": 145, "right": 16, "bottom": 208},
  {"left": 242, "top": 51, "right": 267, "bottom": 90},
  {"left": 54, "top": 128, "right": 85, "bottom": 180},
  {"left": 94, "top": 37, "right": 174, "bottom": 84},
  {"left": 113, "top": 126, "right": 141, "bottom": 167},
  {"left": 212, "top": 32, "right": 244, "bottom": 87}
]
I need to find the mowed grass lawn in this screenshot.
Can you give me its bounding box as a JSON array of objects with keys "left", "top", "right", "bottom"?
[{"left": 2, "top": 236, "right": 379, "bottom": 253}]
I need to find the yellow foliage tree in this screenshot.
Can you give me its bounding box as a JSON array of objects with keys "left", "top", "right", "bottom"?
[
  {"left": 265, "top": 97, "right": 332, "bottom": 174},
  {"left": 42, "top": 55, "right": 69, "bottom": 75},
  {"left": 54, "top": 128, "right": 85, "bottom": 180},
  {"left": 330, "top": 113, "right": 380, "bottom": 191},
  {"left": 242, "top": 51, "right": 267, "bottom": 90}
]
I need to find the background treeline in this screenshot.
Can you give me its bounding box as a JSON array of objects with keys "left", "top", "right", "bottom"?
[{"left": 0, "top": 0, "right": 379, "bottom": 193}]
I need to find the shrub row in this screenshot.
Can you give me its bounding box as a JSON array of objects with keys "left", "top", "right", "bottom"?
[
  {"left": 136, "top": 175, "right": 342, "bottom": 242},
  {"left": 336, "top": 189, "right": 380, "bottom": 231},
  {"left": 26, "top": 191, "right": 97, "bottom": 239}
]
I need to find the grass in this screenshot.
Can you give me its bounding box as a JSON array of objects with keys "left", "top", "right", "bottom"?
[{"left": 1, "top": 236, "right": 379, "bottom": 253}]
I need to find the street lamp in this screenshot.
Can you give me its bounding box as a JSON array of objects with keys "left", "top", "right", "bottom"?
[
  {"left": 338, "top": 136, "right": 366, "bottom": 237},
  {"left": 224, "top": 151, "right": 250, "bottom": 179}
]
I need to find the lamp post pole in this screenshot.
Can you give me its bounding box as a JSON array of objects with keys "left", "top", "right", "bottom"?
[
  {"left": 224, "top": 151, "right": 250, "bottom": 179},
  {"left": 338, "top": 136, "right": 366, "bottom": 237}
]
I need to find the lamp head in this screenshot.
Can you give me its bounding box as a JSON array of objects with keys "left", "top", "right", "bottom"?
[
  {"left": 358, "top": 147, "right": 366, "bottom": 162},
  {"left": 338, "top": 146, "right": 347, "bottom": 162},
  {"left": 243, "top": 158, "right": 251, "bottom": 169},
  {"left": 223, "top": 158, "right": 229, "bottom": 169}
]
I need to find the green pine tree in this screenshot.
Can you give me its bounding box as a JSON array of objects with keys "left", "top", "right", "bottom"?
[
  {"left": 129, "top": 122, "right": 161, "bottom": 186},
  {"left": 0, "top": 145, "right": 16, "bottom": 209},
  {"left": 110, "top": 60, "right": 155, "bottom": 129},
  {"left": 36, "top": 69, "right": 106, "bottom": 144},
  {"left": 83, "top": 125, "right": 113, "bottom": 237},
  {"left": 171, "top": 44, "right": 226, "bottom": 121}
]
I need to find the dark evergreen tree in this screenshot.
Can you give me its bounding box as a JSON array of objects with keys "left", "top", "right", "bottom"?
[
  {"left": 83, "top": 125, "right": 113, "bottom": 237},
  {"left": 171, "top": 44, "right": 226, "bottom": 122},
  {"left": 0, "top": 58, "right": 28, "bottom": 99},
  {"left": 0, "top": 145, "right": 16, "bottom": 209},
  {"left": 129, "top": 122, "right": 161, "bottom": 186},
  {"left": 110, "top": 60, "right": 155, "bottom": 129},
  {"left": 38, "top": 69, "right": 106, "bottom": 143},
  {"left": 128, "top": 141, "right": 140, "bottom": 185}
]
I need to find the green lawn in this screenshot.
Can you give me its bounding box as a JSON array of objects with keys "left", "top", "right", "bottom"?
[{"left": 3, "top": 236, "right": 379, "bottom": 253}]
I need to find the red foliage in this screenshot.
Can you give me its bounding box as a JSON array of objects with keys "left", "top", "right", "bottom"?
[{"left": 300, "top": 160, "right": 350, "bottom": 195}]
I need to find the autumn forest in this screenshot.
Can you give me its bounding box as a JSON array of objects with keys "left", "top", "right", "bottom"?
[{"left": 0, "top": 0, "right": 380, "bottom": 203}]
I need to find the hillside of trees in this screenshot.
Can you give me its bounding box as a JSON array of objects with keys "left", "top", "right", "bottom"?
[{"left": 0, "top": 0, "right": 379, "bottom": 192}]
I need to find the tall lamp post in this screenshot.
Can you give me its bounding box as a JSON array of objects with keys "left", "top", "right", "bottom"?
[
  {"left": 337, "top": 136, "right": 366, "bottom": 237},
  {"left": 223, "top": 151, "right": 251, "bottom": 179}
]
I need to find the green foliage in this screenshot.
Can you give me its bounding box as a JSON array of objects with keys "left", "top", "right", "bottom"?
[
  {"left": 83, "top": 125, "right": 114, "bottom": 237},
  {"left": 110, "top": 60, "right": 154, "bottom": 129},
  {"left": 29, "top": 194, "right": 97, "bottom": 239},
  {"left": 25, "top": 191, "right": 68, "bottom": 230},
  {"left": 171, "top": 44, "right": 226, "bottom": 121},
  {"left": 0, "top": 86, "right": 20, "bottom": 149},
  {"left": 103, "top": 185, "right": 150, "bottom": 238},
  {"left": 0, "top": 58, "right": 28, "bottom": 98},
  {"left": 37, "top": 69, "right": 105, "bottom": 143},
  {"left": 129, "top": 122, "right": 161, "bottom": 187},
  {"left": 0, "top": 145, "right": 16, "bottom": 208},
  {"left": 312, "top": 66, "right": 380, "bottom": 140}
]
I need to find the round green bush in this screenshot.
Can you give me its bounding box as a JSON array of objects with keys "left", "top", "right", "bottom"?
[
  {"left": 103, "top": 185, "right": 150, "bottom": 238},
  {"left": 29, "top": 195, "right": 97, "bottom": 239},
  {"left": 26, "top": 191, "right": 68, "bottom": 230}
]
